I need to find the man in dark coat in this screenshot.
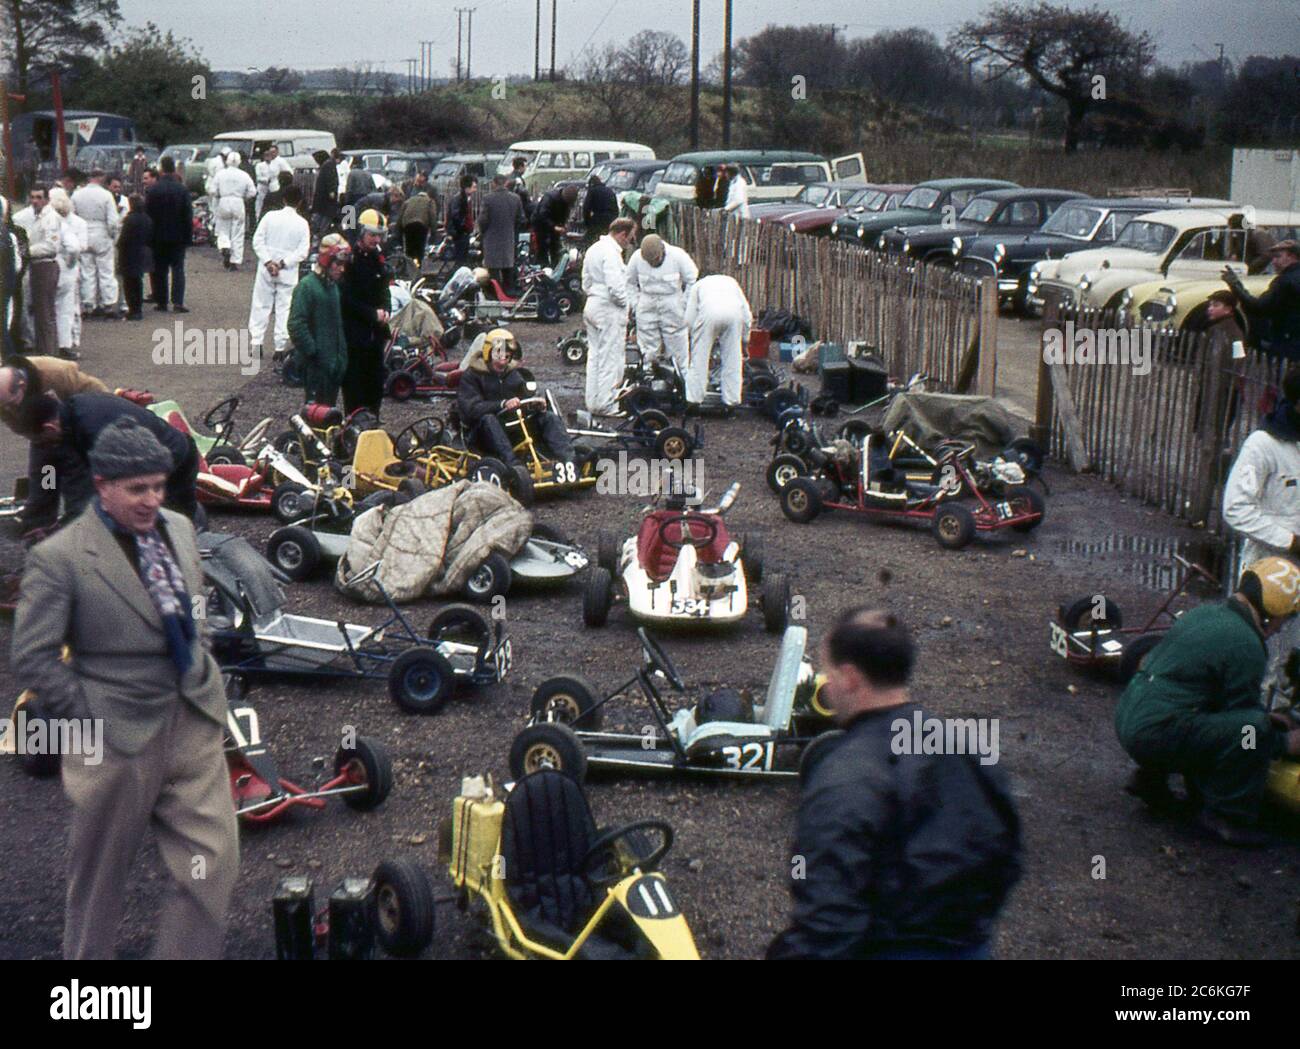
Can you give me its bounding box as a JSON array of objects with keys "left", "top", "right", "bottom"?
[
  {"left": 311, "top": 149, "right": 340, "bottom": 238},
  {"left": 1, "top": 196, "right": 21, "bottom": 359},
  {"left": 340, "top": 212, "right": 391, "bottom": 417},
  {"left": 477, "top": 175, "right": 524, "bottom": 294},
  {"left": 115, "top": 195, "right": 153, "bottom": 320},
  {"left": 531, "top": 184, "right": 578, "bottom": 269},
  {"left": 582, "top": 174, "right": 618, "bottom": 246},
  {"left": 767, "top": 608, "right": 1021, "bottom": 960},
  {"left": 507, "top": 156, "right": 532, "bottom": 223},
  {"left": 145, "top": 156, "right": 192, "bottom": 313},
  {"left": 446, "top": 176, "right": 477, "bottom": 262},
  {"left": 1224, "top": 239, "right": 1300, "bottom": 361}
]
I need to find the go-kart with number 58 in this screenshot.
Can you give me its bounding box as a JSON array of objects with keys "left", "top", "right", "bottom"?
[{"left": 585, "top": 482, "right": 790, "bottom": 632}]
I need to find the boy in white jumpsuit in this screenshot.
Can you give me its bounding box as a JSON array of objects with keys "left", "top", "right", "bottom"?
[
  {"left": 248, "top": 185, "right": 311, "bottom": 360},
  {"left": 581, "top": 217, "right": 636, "bottom": 415},
  {"left": 254, "top": 145, "right": 293, "bottom": 221},
  {"left": 48, "top": 188, "right": 85, "bottom": 359},
  {"left": 627, "top": 234, "right": 697, "bottom": 372},
  {"left": 70, "top": 171, "right": 121, "bottom": 315},
  {"left": 212, "top": 152, "right": 256, "bottom": 269},
  {"left": 684, "top": 273, "right": 752, "bottom": 409}
]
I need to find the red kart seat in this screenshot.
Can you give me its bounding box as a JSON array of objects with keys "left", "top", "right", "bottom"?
[
  {"left": 163, "top": 409, "right": 192, "bottom": 435},
  {"left": 635, "top": 511, "right": 731, "bottom": 582},
  {"left": 487, "top": 278, "right": 517, "bottom": 304}
]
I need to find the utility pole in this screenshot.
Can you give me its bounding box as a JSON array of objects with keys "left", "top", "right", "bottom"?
[
  {"left": 549, "top": 0, "right": 557, "bottom": 82},
  {"left": 534, "top": 0, "right": 541, "bottom": 81},
  {"left": 689, "top": 0, "right": 700, "bottom": 149},
  {"left": 722, "top": 0, "right": 733, "bottom": 148},
  {"left": 407, "top": 58, "right": 417, "bottom": 94},
  {"left": 1215, "top": 41, "right": 1225, "bottom": 82},
  {"left": 455, "top": 9, "right": 465, "bottom": 82},
  {"left": 466, "top": 8, "right": 476, "bottom": 81}
]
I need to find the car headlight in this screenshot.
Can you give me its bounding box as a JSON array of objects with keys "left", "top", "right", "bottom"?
[
  {"left": 788, "top": 222, "right": 797, "bottom": 233},
  {"left": 951, "top": 237, "right": 962, "bottom": 256},
  {"left": 1119, "top": 289, "right": 1132, "bottom": 310},
  {"left": 902, "top": 239, "right": 911, "bottom": 254},
  {"left": 1079, "top": 272, "right": 1094, "bottom": 291},
  {"left": 857, "top": 227, "right": 866, "bottom": 239},
  {"left": 830, "top": 223, "right": 839, "bottom": 236},
  {"left": 993, "top": 242, "right": 1006, "bottom": 261}
]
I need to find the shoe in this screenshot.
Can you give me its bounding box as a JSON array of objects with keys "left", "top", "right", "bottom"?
[
  {"left": 125, "top": 312, "right": 142, "bottom": 321},
  {"left": 155, "top": 303, "right": 169, "bottom": 312},
  {"left": 172, "top": 305, "right": 190, "bottom": 314},
  {"left": 1124, "top": 768, "right": 1182, "bottom": 815},
  {"left": 1196, "top": 810, "right": 1272, "bottom": 847},
  {"left": 57, "top": 348, "right": 80, "bottom": 361}
]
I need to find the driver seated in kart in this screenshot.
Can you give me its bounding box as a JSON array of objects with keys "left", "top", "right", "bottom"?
[{"left": 457, "top": 328, "right": 576, "bottom": 471}]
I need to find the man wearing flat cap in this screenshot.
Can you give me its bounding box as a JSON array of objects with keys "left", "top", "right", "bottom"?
[
  {"left": 12, "top": 417, "right": 238, "bottom": 958},
  {"left": 1223, "top": 239, "right": 1300, "bottom": 360}
]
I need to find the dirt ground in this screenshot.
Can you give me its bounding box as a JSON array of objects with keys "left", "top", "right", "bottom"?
[{"left": 1, "top": 248, "right": 1298, "bottom": 961}]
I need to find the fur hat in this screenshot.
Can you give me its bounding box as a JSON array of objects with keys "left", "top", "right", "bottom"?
[
  {"left": 640, "top": 234, "right": 666, "bottom": 267},
  {"left": 88, "top": 418, "right": 174, "bottom": 479}
]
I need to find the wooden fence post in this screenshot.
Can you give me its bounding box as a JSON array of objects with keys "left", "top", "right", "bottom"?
[{"left": 976, "top": 277, "right": 998, "bottom": 396}]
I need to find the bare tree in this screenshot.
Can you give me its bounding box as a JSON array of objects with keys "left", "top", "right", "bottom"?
[
  {"left": 256, "top": 65, "right": 303, "bottom": 94},
  {"left": 1, "top": 0, "right": 122, "bottom": 100},
  {"left": 331, "top": 62, "right": 376, "bottom": 99},
  {"left": 573, "top": 33, "right": 689, "bottom": 143},
  {"left": 620, "top": 29, "right": 688, "bottom": 87}
]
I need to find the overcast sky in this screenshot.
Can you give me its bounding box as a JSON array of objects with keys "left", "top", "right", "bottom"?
[{"left": 118, "top": 0, "right": 1299, "bottom": 75}]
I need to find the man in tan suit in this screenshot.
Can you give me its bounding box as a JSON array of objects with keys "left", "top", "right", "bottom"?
[{"left": 12, "top": 417, "right": 238, "bottom": 959}]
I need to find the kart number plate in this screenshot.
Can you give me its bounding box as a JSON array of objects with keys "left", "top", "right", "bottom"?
[
  {"left": 1049, "top": 622, "right": 1069, "bottom": 658},
  {"left": 564, "top": 551, "right": 589, "bottom": 569},
  {"left": 995, "top": 501, "right": 1014, "bottom": 520},
  {"left": 671, "top": 597, "right": 710, "bottom": 617},
  {"left": 552, "top": 461, "right": 579, "bottom": 484},
  {"left": 494, "top": 638, "right": 513, "bottom": 678},
  {"left": 226, "top": 705, "right": 262, "bottom": 749},
  {"left": 721, "top": 741, "right": 774, "bottom": 772}
]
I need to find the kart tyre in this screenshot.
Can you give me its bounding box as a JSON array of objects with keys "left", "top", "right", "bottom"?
[
  {"left": 633, "top": 409, "right": 670, "bottom": 434},
  {"left": 779, "top": 427, "right": 811, "bottom": 456},
  {"left": 537, "top": 297, "right": 562, "bottom": 323},
  {"left": 837, "top": 419, "right": 872, "bottom": 443},
  {"left": 510, "top": 465, "right": 535, "bottom": 508},
  {"left": 386, "top": 369, "right": 418, "bottom": 402},
  {"left": 1119, "top": 633, "right": 1163, "bottom": 684},
  {"left": 596, "top": 530, "right": 619, "bottom": 574},
  {"left": 763, "top": 388, "right": 800, "bottom": 422},
  {"left": 1060, "top": 596, "right": 1123, "bottom": 633},
  {"left": 798, "top": 729, "right": 846, "bottom": 784},
  {"left": 272, "top": 481, "right": 309, "bottom": 523},
  {"left": 16, "top": 697, "right": 61, "bottom": 778},
  {"left": 531, "top": 675, "right": 604, "bottom": 730},
  {"left": 397, "top": 477, "right": 428, "bottom": 501},
  {"left": 1005, "top": 485, "right": 1046, "bottom": 532},
  {"left": 1004, "top": 437, "right": 1045, "bottom": 477},
  {"left": 559, "top": 335, "right": 587, "bottom": 365},
  {"left": 762, "top": 573, "right": 791, "bottom": 633},
  {"left": 335, "top": 736, "right": 394, "bottom": 811},
  {"left": 266, "top": 525, "right": 322, "bottom": 581},
  {"left": 932, "top": 503, "right": 976, "bottom": 549},
  {"left": 370, "top": 858, "right": 435, "bottom": 958},
  {"left": 388, "top": 646, "right": 456, "bottom": 714},
  {"left": 426, "top": 604, "right": 494, "bottom": 656},
  {"left": 654, "top": 426, "right": 693, "bottom": 462},
  {"left": 469, "top": 457, "right": 511, "bottom": 490},
  {"left": 767, "top": 454, "right": 808, "bottom": 493},
  {"left": 749, "top": 373, "right": 777, "bottom": 396},
  {"left": 583, "top": 566, "right": 613, "bottom": 627},
  {"left": 780, "top": 478, "right": 822, "bottom": 523},
  {"left": 205, "top": 443, "right": 245, "bottom": 467},
  {"left": 463, "top": 552, "right": 512, "bottom": 603},
  {"left": 509, "top": 722, "right": 587, "bottom": 783},
  {"left": 623, "top": 385, "right": 659, "bottom": 415},
  {"left": 742, "top": 532, "right": 764, "bottom": 583}
]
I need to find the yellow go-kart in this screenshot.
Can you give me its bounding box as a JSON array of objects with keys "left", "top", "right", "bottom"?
[{"left": 432, "top": 769, "right": 699, "bottom": 960}]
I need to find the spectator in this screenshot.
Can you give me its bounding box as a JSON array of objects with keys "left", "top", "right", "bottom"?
[
  {"left": 115, "top": 195, "right": 153, "bottom": 321},
  {"left": 446, "top": 175, "right": 477, "bottom": 263},
  {"left": 340, "top": 211, "right": 391, "bottom": 417},
  {"left": 71, "top": 169, "right": 120, "bottom": 317},
  {"left": 145, "top": 156, "right": 192, "bottom": 313},
  {"left": 582, "top": 174, "right": 618, "bottom": 246},
  {"left": 477, "top": 174, "right": 523, "bottom": 294},
  {"left": 288, "top": 235, "right": 349, "bottom": 406},
  {"left": 261, "top": 171, "right": 296, "bottom": 216},
  {"left": 398, "top": 180, "right": 436, "bottom": 269},
  {"left": 127, "top": 144, "right": 149, "bottom": 196},
  {"left": 311, "top": 149, "right": 341, "bottom": 239},
  {"left": 722, "top": 163, "right": 750, "bottom": 220},
  {"left": 248, "top": 185, "right": 310, "bottom": 362},
  {"left": 21, "top": 186, "right": 62, "bottom": 355},
  {"left": 530, "top": 184, "right": 578, "bottom": 269},
  {"left": 1224, "top": 240, "right": 1300, "bottom": 361},
  {"left": 507, "top": 156, "right": 532, "bottom": 223}
]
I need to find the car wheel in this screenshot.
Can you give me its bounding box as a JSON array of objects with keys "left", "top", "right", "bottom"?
[
  {"left": 462, "top": 552, "right": 512, "bottom": 603},
  {"left": 334, "top": 736, "right": 394, "bottom": 811},
  {"left": 596, "top": 530, "right": 619, "bottom": 574},
  {"left": 369, "top": 858, "right": 435, "bottom": 958},
  {"left": 1059, "top": 596, "right": 1123, "bottom": 633},
  {"left": 205, "top": 443, "right": 245, "bottom": 467},
  {"left": 1005, "top": 485, "right": 1046, "bottom": 532},
  {"left": 932, "top": 503, "right": 976, "bottom": 550},
  {"left": 761, "top": 573, "right": 790, "bottom": 633},
  {"left": 583, "top": 566, "right": 613, "bottom": 627},
  {"left": 766, "top": 454, "right": 807, "bottom": 493},
  {"left": 1119, "top": 633, "right": 1162, "bottom": 684},
  {"left": 266, "top": 525, "right": 322, "bottom": 581},
  {"left": 509, "top": 722, "right": 587, "bottom": 783},
  {"left": 531, "top": 675, "right": 604, "bottom": 730},
  {"left": 742, "top": 532, "right": 764, "bottom": 583},
  {"left": 387, "top": 646, "right": 456, "bottom": 714},
  {"left": 780, "top": 478, "right": 822, "bottom": 523},
  {"left": 271, "top": 481, "right": 309, "bottom": 523}
]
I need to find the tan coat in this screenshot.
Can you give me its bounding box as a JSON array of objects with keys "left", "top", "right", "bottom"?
[{"left": 1, "top": 356, "right": 109, "bottom": 434}]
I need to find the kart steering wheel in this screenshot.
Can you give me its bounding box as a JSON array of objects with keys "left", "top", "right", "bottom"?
[
  {"left": 636, "top": 627, "right": 685, "bottom": 691},
  {"left": 581, "top": 820, "right": 675, "bottom": 889},
  {"left": 203, "top": 397, "right": 239, "bottom": 436},
  {"left": 657, "top": 514, "right": 717, "bottom": 552},
  {"left": 394, "top": 418, "right": 446, "bottom": 460}
]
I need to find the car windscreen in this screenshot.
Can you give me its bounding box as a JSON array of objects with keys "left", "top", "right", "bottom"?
[
  {"left": 432, "top": 162, "right": 460, "bottom": 177},
  {"left": 661, "top": 161, "right": 698, "bottom": 185},
  {"left": 213, "top": 140, "right": 253, "bottom": 161},
  {"left": 1114, "top": 220, "right": 1177, "bottom": 253},
  {"left": 606, "top": 168, "right": 640, "bottom": 190},
  {"left": 644, "top": 172, "right": 663, "bottom": 195},
  {"left": 498, "top": 150, "right": 534, "bottom": 177},
  {"left": 758, "top": 164, "right": 825, "bottom": 186},
  {"left": 958, "top": 198, "right": 999, "bottom": 223},
  {"left": 1041, "top": 204, "right": 1103, "bottom": 239},
  {"left": 800, "top": 185, "right": 834, "bottom": 206},
  {"left": 900, "top": 187, "right": 941, "bottom": 210}
]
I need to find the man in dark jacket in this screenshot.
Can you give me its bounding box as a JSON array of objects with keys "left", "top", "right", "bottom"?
[
  {"left": 531, "top": 184, "right": 578, "bottom": 269},
  {"left": 340, "top": 211, "right": 391, "bottom": 417},
  {"left": 582, "top": 174, "right": 618, "bottom": 246},
  {"left": 311, "top": 150, "right": 341, "bottom": 238},
  {"left": 1, "top": 195, "right": 20, "bottom": 358},
  {"left": 17, "top": 391, "right": 200, "bottom": 528},
  {"left": 477, "top": 175, "right": 523, "bottom": 294},
  {"left": 145, "top": 155, "right": 192, "bottom": 313},
  {"left": 1224, "top": 240, "right": 1300, "bottom": 360},
  {"left": 446, "top": 176, "right": 477, "bottom": 262},
  {"left": 507, "top": 156, "right": 532, "bottom": 223},
  {"left": 768, "top": 608, "right": 1021, "bottom": 960},
  {"left": 116, "top": 194, "right": 153, "bottom": 320},
  {"left": 456, "top": 328, "right": 574, "bottom": 469}
]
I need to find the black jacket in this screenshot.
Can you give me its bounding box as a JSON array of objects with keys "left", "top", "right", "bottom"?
[
  {"left": 531, "top": 188, "right": 571, "bottom": 233},
  {"left": 507, "top": 176, "right": 532, "bottom": 223},
  {"left": 116, "top": 212, "right": 154, "bottom": 278},
  {"left": 457, "top": 355, "right": 529, "bottom": 424},
  {"left": 447, "top": 192, "right": 474, "bottom": 237},
  {"left": 313, "top": 159, "right": 339, "bottom": 215},
  {"left": 145, "top": 176, "right": 193, "bottom": 250},
  {"left": 1237, "top": 263, "right": 1300, "bottom": 358},
  {"left": 767, "top": 704, "right": 1021, "bottom": 959},
  {"left": 582, "top": 183, "right": 618, "bottom": 232},
  {"left": 339, "top": 246, "right": 389, "bottom": 349}
]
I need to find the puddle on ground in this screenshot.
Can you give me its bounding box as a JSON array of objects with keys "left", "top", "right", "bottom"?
[{"left": 1054, "top": 533, "right": 1229, "bottom": 593}]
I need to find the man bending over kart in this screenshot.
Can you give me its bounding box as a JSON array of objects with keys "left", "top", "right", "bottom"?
[
  {"left": 1115, "top": 557, "right": 1300, "bottom": 846},
  {"left": 457, "top": 328, "right": 575, "bottom": 470},
  {"left": 768, "top": 608, "right": 1021, "bottom": 960}
]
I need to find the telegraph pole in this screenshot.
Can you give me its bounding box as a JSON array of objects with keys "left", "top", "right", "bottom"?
[
  {"left": 455, "top": 9, "right": 465, "bottom": 82},
  {"left": 549, "top": 0, "right": 557, "bottom": 82},
  {"left": 722, "top": 0, "right": 733, "bottom": 148},
  {"left": 466, "top": 8, "right": 476, "bottom": 81},
  {"left": 689, "top": 0, "right": 700, "bottom": 149},
  {"left": 534, "top": 0, "right": 541, "bottom": 81}
]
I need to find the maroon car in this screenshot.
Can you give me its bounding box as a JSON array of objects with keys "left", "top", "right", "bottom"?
[{"left": 778, "top": 182, "right": 916, "bottom": 237}]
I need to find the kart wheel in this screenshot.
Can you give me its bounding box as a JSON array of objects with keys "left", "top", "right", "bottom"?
[
  {"left": 1119, "top": 633, "right": 1162, "bottom": 684},
  {"left": 335, "top": 736, "right": 394, "bottom": 811},
  {"left": 205, "top": 443, "right": 245, "bottom": 467},
  {"left": 388, "top": 646, "right": 456, "bottom": 714},
  {"left": 932, "top": 503, "right": 976, "bottom": 550},
  {"left": 654, "top": 426, "right": 693, "bottom": 462},
  {"left": 531, "top": 675, "right": 604, "bottom": 730},
  {"left": 779, "top": 428, "right": 811, "bottom": 456},
  {"left": 837, "top": 419, "right": 872, "bottom": 443},
  {"left": 510, "top": 465, "right": 535, "bottom": 508},
  {"left": 742, "top": 532, "right": 764, "bottom": 583},
  {"left": 583, "top": 566, "right": 613, "bottom": 627},
  {"left": 1060, "top": 596, "right": 1123, "bottom": 633},
  {"left": 596, "top": 530, "right": 619, "bottom": 574},
  {"left": 1005, "top": 437, "right": 1045, "bottom": 476},
  {"left": 761, "top": 573, "right": 791, "bottom": 633},
  {"left": 386, "top": 369, "right": 418, "bottom": 402},
  {"left": 632, "top": 409, "right": 670, "bottom": 434},
  {"left": 272, "top": 481, "right": 309, "bottom": 523},
  {"left": 369, "top": 858, "right": 435, "bottom": 958},
  {"left": 559, "top": 335, "right": 587, "bottom": 365},
  {"left": 427, "top": 603, "right": 494, "bottom": 656},
  {"left": 767, "top": 454, "right": 808, "bottom": 493},
  {"left": 15, "top": 697, "right": 61, "bottom": 778},
  {"left": 509, "top": 722, "right": 587, "bottom": 783},
  {"left": 397, "top": 477, "right": 428, "bottom": 500},
  {"left": 750, "top": 373, "right": 777, "bottom": 395},
  {"left": 780, "top": 478, "right": 822, "bottom": 523},
  {"left": 1006, "top": 485, "right": 1045, "bottom": 532},
  {"left": 799, "top": 730, "right": 846, "bottom": 784},
  {"left": 537, "top": 297, "right": 562, "bottom": 323},
  {"left": 623, "top": 385, "right": 659, "bottom": 415},
  {"left": 463, "top": 552, "right": 512, "bottom": 603},
  {"left": 555, "top": 292, "right": 576, "bottom": 315},
  {"left": 763, "top": 388, "right": 800, "bottom": 422},
  {"left": 266, "top": 525, "right": 322, "bottom": 581},
  {"left": 469, "top": 457, "right": 510, "bottom": 489}
]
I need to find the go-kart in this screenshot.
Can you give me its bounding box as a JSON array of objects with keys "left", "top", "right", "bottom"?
[
  {"left": 383, "top": 341, "right": 464, "bottom": 402},
  {"left": 510, "top": 625, "right": 832, "bottom": 781},
  {"left": 223, "top": 673, "right": 393, "bottom": 823},
  {"left": 199, "top": 533, "right": 510, "bottom": 714},
  {"left": 620, "top": 353, "right": 805, "bottom": 422},
  {"left": 565, "top": 405, "right": 700, "bottom": 464},
  {"left": 433, "top": 769, "right": 698, "bottom": 959},
  {"left": 270, "top": 404, "right": 377, "bottom": 475},
  {"left": 777, "top": 431, "right": 1044, "bottom": 550},
  {"left": 584, "top": 483, "right": 790, "bottom": 633},
  {"left": 117, "top": 391, "right": 273, "bottom": 467},
  {"left": 1048, "top": 554, "right": 1219, "bottom": 684}
]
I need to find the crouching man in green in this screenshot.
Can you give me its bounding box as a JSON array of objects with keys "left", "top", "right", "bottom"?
[{"left": 1116, "top": 556, "right": 1300, "bottom": 846}]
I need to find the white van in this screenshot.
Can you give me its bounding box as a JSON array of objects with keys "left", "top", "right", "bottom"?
[
  {"left": 210, "top": 129, "right": 336, "bottom": 169},
  {"left": 498, "top": 140, "right": 655, "bottom": 192}
]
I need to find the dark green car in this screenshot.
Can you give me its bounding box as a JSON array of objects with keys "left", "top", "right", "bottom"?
[{"left": 830, "top": 177, "right": 1019, "bottom": 248}]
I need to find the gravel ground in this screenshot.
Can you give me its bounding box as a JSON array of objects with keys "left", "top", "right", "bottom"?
[{"left": 1, "top": 249, "right": 1298, "bottom": 960}]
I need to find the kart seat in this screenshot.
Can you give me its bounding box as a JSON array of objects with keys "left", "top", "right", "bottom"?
[
  {"left": 635, "top": 512, "right": 731, "bottom": 582},
  {"left": 501, "top": 769, "right": 635, "bottom": 959},
  {"left": 754, "top": 626, "right": 808, "bottom": 730}
]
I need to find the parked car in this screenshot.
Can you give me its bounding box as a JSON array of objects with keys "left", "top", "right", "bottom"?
[
  {"left": 777, "top": 182, "right": 914, "bottom": 237},
  {"left": 429, "top": 152, "right": 506, "bottom": 202},
  {"left": 749, "top": 180, "right": 870, "bottom": 226},
  {"left": 500, "top": 139, "right": 656, "bottom": 194},
  {"left": 831, "top": 178, "right": 1020, "bottom": 246},
  {"left": 72, "top": 143, "right": 159, "bottom": 179},
  {"left": 654, "top": 150, "right": 866, "bottom": 206},
  {"left": 877, "top": 188, "right": 1086, "bottom": 265},
  {"left": 385, "top": 151, "right": 446, "bottom": 183},
  {"left": 159, "top": 143, "right": 209, "bottom": 175}
]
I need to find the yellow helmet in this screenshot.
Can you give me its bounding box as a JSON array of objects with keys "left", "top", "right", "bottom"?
[
  {"left": 1241, "top": 557, "right": 1300, "bottom": 619},
  {"left": 482, "top": 327, "right": 520, "bottom": 362},
  {"left": 358, "top": 208, "right": 386, "bottom": 233}
]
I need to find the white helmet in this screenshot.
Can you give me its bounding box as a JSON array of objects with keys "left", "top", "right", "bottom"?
[
  {"left": 226, "top": 152, "right": 242, "bottom": 167},
  {"left": 219, "top": 145, "right": 231, "bottom": 156}
]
